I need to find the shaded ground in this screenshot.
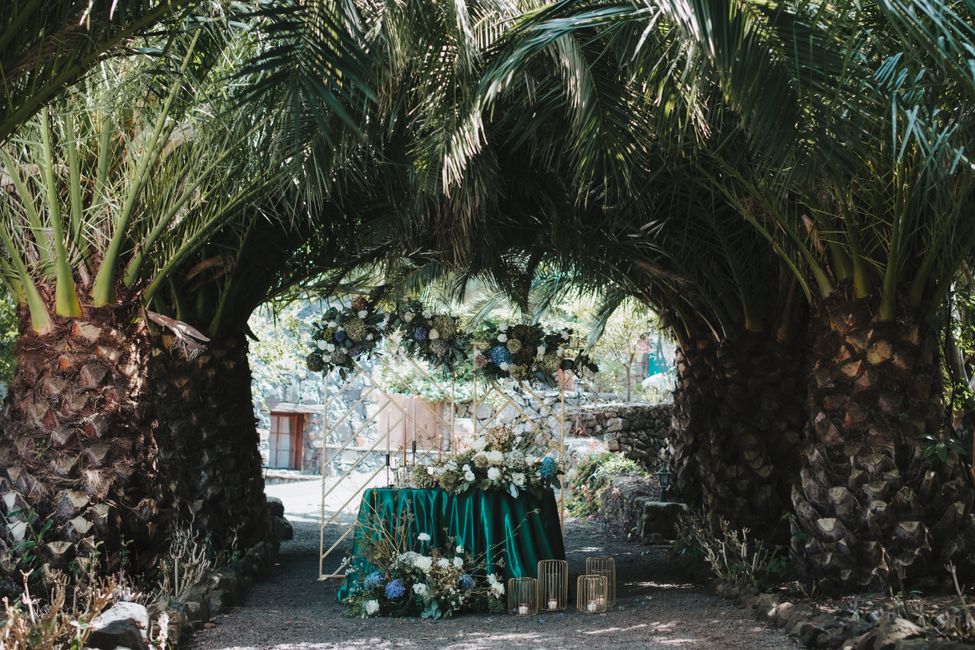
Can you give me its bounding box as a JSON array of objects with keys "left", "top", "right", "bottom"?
[{"left": 191, "top": 481, "right": 796, "bottom": 649}]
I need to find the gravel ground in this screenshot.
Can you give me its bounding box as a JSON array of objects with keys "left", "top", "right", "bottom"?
[{"left": 191, "top": 482, "right": 796, "bottom": 650}]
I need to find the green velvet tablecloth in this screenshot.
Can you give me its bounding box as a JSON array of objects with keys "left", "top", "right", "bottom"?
[{"left": 337, "top": 487, "right": 565, "bottom": 600}]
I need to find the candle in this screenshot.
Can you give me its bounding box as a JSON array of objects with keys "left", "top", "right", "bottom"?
[
  {"left": 518, "top": 604, "right": 529, "bottom": 615},
  {"left": 547, "top": 597, "right": 558, "bottom": 611},
  {"left": 587, "top": 602, "right": 596, "bottom": 613}
]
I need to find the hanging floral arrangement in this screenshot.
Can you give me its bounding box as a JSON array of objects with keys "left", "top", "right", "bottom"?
[
  {"left": 387, "top": 299, "right": 470, "bottom": 373},
  {"left": 472, "top": 322, "right": 578, "bottom": 386},
  {"left": 306, "top": 291, "right": 388, "bottom": 379}
]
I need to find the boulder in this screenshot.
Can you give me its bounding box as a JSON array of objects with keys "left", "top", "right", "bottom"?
[
  {"left": 266, "top": 496, "right": 285, "bottom": 518},
  {"left": 87, "top": 602, "right": 149, "bottom": 650}
]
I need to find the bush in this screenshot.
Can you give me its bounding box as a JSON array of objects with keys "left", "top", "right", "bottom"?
[
  {"left": 567, "top": 452, "right": 649, "bottom": 517},
  {"left": 673, "top": 511, "right": 789, "bottom": 590}
]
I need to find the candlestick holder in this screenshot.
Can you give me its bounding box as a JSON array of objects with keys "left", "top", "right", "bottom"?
[
  {"left": 576, "top": 575, "right": 608, "bottom": 614},
  {"left": 507, "top": 577, "right": 538, "bottom": 616},
  {"left": 585, "top": 556, "right": 616, "bottom": 607},
  {"left": 536, "top": 560, "right": 568, "bottom": 612}
]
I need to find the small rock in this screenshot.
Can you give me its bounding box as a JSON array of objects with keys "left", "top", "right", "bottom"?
[
  {"left": 87, "top": 602, "right": 150, "bottom": 650},
  {"left": 267, "top": 496, "right": 285, "bottom": 518}
]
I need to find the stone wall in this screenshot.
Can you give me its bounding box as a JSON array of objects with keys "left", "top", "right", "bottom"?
[{"left": 569, "top": 403, "right": 673, "bottom": 470}]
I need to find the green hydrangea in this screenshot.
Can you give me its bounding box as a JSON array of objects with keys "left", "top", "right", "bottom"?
[
  {"left": 432, "top": 315, "right": 456, "bottom": 339},
  {"left": 344, "top": 317, "right": 368, "bottom": 342},
  {"left": 506, "top": 338, "right": 523, "bottom": 354}
]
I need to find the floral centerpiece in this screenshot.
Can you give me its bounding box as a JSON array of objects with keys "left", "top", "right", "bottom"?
[
  {"left": 306, "top": 292, "right": 388, "bottom": 379},
  {"left": 387, "top": 299, "right": 470, "bottom": 373},
  {"left": 472, "top": 322, "right": 584, "bottom": 386},
  {"left": 413, "top": 425, "right": 566, "bottom": 498},
  {"left": 342, "top": 516, "right": 506, "bottom": 618}
]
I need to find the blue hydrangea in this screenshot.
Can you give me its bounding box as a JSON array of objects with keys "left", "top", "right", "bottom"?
[
  {"left": 414, "top": 327, "right": 428, "bottom": 342},
  {"left": 540, "top": 456, "right": 558, "bottom": 479},
  {"left": 363, "top": 571, "right": 383, "bottom": 589},
  {"left": 459, "top": 574, "right": 476, "bottom": 591},
  {"left": 335, "top": 330, "right": 347, "bottom": 343},
  {"left": 384, "top": 578, "right": 406, "bottom": 600},
  {"left": 488, "top": 345, "right": 511, "bottom": 366}
]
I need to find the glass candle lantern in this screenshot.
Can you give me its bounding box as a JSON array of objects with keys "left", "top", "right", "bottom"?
[
  {"left": 576, "top": 575, "right": 609, "bottom": 614},
  {"left": 585, "top": 556, "right": 617, "bottom": 607},
  {"left": 507, "top": 577, "right": 538, "bottom": 616},
  {"left": 536, "top": 560, "right": 568, "bottom": 612}
]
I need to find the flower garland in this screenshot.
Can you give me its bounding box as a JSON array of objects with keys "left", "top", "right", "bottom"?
[
  {"left": 472, "top": 322, "right": 576, "bottom": 386},
  {"left": 306, "top": 292, "right": 387, "bottom": 379},
  {"left": 343, "top": 532, "right": 505, "bottom": 619},
  {"left": 388, "top": 299, "right": 470, "bottom": 373},
  {"left": 412, "top": 425, "right": 566, "bottom": 498}
]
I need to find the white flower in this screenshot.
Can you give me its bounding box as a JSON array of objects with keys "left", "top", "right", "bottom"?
[
  {"left": 453, "top": 557, "right": 463, "bottom": 569},
  {"left": 487, "top": 573, "right": 505, "bottom": 596},
  {"left": 561, "top": 331, "right": 570, "bottom": 340},
  {"left": 526, "top": 454, "right": 539, "bottom": 465},
  {"left": 429, "top": 328, "right": 440, "bottom": 340},
  {"left": 426, "top": 466, "right": 435, "bottom": 475},
  {"left": 415, "top": 556, "right": 433, "bottom": 573},
  {"left": 487, "top": 467, "right": 501, "bottom": 481},
  {"left": 365, "top": 600, "right": 379, "bottom": 615},
  {"left": 498, "top": 323, "right": 509, "bottom": 331},
  {"left": 322, "top": 354, "right": 332, "bottom": 362},
  {"left": 497, "top": 333, "right": 508, "bottom": 343},
  {"left": 463, "top": 469, "right": 476, "bottom": 482},
  {"left": 328, "top": 320, "right": 338, "bottom": 328},
  {"left": 413, "top": 583, "right": 428, "bottom": 596},
  {"left": 366, "top": 333, "right": 373, "bottom": 341},
  {"left": 358, "top": 310, "right": 368, "bottom": 318},
  {"left": 499, "top": 362, "right": 510, "bottom": 371},
  {"left": 326, "top": 343, "right": 335, "bottom": 351},
  {"left": 537, "top": 345, "right": 546, "bottom": 356},
  {"left": 512, "top": 472, "right": 526, "bottom": 487},
  {"left": 423, "top": 310, "right": 432, "bottom": 318},
  {"left": 437, "top": 558, "right": 450, "bottom": 569},
  {"left": 487, "top": 450, "right": 504, "bottom": 464},
  {"left": 403, "top": 311, "right": 415, "bottom": 322},
  {"left": 456, "top": 545, "right": 464, "bottom": 554},
  {"left": 417, "top": 532, "right": 431, "bottom": 542},
  {"left": 337, "top": 326, "right": 345, "bottom": 332},
  {"left": 317, "top": 340, "right": 328, "bottom": 350}
]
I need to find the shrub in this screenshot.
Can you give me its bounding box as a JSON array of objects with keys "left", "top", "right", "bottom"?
[
  {"left": 673, "top": 511, "right": 789, "bottom": 590},
  {"left": 567, "top": 452, "right": 649, "bottom": 517}
]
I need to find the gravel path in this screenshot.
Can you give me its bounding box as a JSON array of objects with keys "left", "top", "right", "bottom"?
[{"left": 191, "top": 482, "right": 796, "bottom": 650}]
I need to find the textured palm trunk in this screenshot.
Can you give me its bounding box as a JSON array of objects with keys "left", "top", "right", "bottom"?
[
  {"left": 791, "top": 294, "right": 975, "bottom": 593},
  {"left": 151, "top": 333, "right": 268, "bottom": 549},
  {"left": 670, "top": 333, "right": 804, "bottom": 543},
  {"left": 0, "top": 302, "right": 166, "bottom": 576}
]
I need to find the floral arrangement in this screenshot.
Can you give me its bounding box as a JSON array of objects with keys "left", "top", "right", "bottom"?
[
  {"left": 388, "top": 299, "right": 470, "bottom": 373},
  {"left": 342, "top": 509, "right": 506, "bottom": 619},
  {"left": 413, "top": 425, "right": 566, "bottom": 498},
  {"left": 472, "top": 322, "right": 581, "bottom": 386},
  {"left": 306, "top": 292, "right": 388, "bottom": 379}
]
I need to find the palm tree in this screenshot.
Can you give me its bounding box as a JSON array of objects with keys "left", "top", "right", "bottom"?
[{"left": 478, "top": 0, "right": 975, "bottom": 591}]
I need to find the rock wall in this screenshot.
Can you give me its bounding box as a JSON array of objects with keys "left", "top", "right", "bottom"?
[{"left": 570, "top": 403, "right": 673, "bottom": 470}]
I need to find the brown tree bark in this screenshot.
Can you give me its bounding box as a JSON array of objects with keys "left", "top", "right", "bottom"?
[
  {"left": 150, "top": 332, "right": 269, "bottom": 549},
  {"left": 0, "top": 302, "right": 167, "bottom": 577},
  {"left": 791, "top": 294, "right": 975, "bottom": 593}
]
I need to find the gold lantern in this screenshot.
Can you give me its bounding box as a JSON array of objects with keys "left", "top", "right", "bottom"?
[
  {"left": 585, "top": 556, "right": 616, "bottom": 607},
  {"left": 536, "top": 560, "right": 568, "bottom": 612},
  {"left": 507, "top": 577, "right": 538, "bottom": 616},
  {"left": 576, "top": 575, "right": 608, "bottom": 614}
]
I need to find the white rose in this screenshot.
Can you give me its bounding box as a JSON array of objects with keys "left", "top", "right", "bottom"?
[
  {"left": 456, "top": 545, "right": 464, "bottom": 554},
  {"left": 404, "top": 311, "right": 414, "bottom": 322},
  {"left": 316, "top": 340, "right": 328, "bottom": 350},
  {"left": 337, "top": 326, "right": 345, "bottom": 332},
  {"left": 561, "top": 331, "right": 570, "bottom": 340},
  {"left": 365, "top": 600, "right": 379, "bottom": 615},
  {"left": 512, "top": 472, "right": 526, "bottom": 487},
  {"left": 326, "top": 343, "right": 335, "bottom": 351},
  {"left": 358, "top": 310, "right": 368, "bottom": 318},
  {"left": 426, "top": 466, "right": 435, "bottom": 475},
  {"left": 453, "top": 557, "right": 463, "bottom": 569},
  {"left": 423, "top": 310, "right": 432, "bottom": 319},
  {"left": 463, "top": 470, "right": 475, "bottom": 482},
  {"left": 497, "top": 333, "right": 508, "bottom": 343},
  {"left": 499, "top": 362, "right": 510, "bottom": 371},
  {"left": 537, "top": 345, "right": 546, "bottom": 356},
  {"left": 322, "top": 354, "right": 332, "bottom": 362},
  {"left": 415, "top": 556, "right": 433, "bottom": 573},
  {"left": 437, "top": 558, "right": 450, "bottom": 569},
  {"left": 498, "top": 323, "right": 509, "bottom": 331},
  {"left": 328, "top": 320, "right": 338, "bottom": 328},
  {"left": 487, "top": 467, "right": 501, "bottom": 481},
  {"left": 429, "top": 328, "right": 440, "bottom": 340},
  {"left": 413, "top": 583, "right": 428, "bottom": 596},
  {"left": 487, "top": 450, "right": 505, "bottom": 464},
  {"left": 366, "top": 333, "right": 373, "bottom": 341},
  {"left": 417, "top": 532, "right": 431, "bottom": 542}
]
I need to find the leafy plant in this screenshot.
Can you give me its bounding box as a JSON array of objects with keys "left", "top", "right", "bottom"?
[{"left": 566, "top": 452, "right": 649, "bottom": 517}]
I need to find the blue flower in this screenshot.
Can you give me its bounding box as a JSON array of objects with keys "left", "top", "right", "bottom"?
[
  {"left": 384, "top": 578, "right": 406, "bottom": 600},
  {"left": 459, "top": 574, "right": 476, "bottom": 591},
  {"left": 488, "top": 345, "right": 511, "bottom": 366},
  {"left": 335, "top": 330, "right": 347, "bottom": 343},
  {"left": 540, "top": 457, "right": 558, "bottom": 479},
  {"left": 414, "top": 327, "right": 428, "bottom": 342},
  {"left": 363, "top": 571, "right": 383, "bottom": 589}
]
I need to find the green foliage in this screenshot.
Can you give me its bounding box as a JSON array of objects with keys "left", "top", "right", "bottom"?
[
  {"left": 0, "top": 285, "right": 19, "bottom": 384},
  {"left": 566, "top": 452, "right": 648, "bottom": 517},
  {"left": 674, "top": 511, "right": 790, "bottom": 590}
]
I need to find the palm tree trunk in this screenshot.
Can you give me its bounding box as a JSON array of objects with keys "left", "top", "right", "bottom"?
[
  {"left": 0, "top": 301, "right": 166, "bottom": 575},
  {"left": 791, "top": 293, "right": 974, "bottom": 593},
  {"left": 671, "top": 332, "right": 805, "bottom": 544},
  {"left": 151, "top": 332, "right": 269, "bottom": 549}
]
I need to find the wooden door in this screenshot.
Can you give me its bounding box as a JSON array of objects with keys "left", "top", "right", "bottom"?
[{"left": 269, "top": 413, "right": 303, "bottom": 469}]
